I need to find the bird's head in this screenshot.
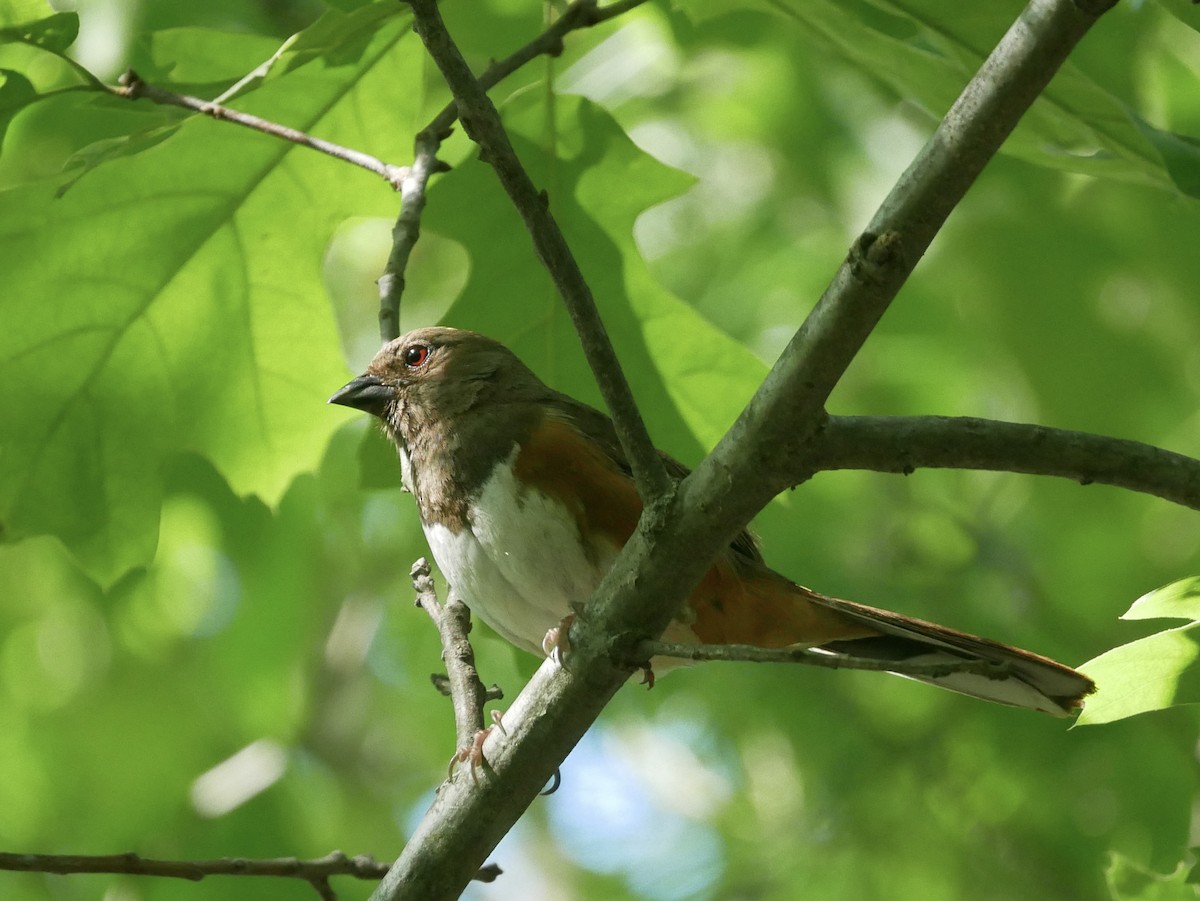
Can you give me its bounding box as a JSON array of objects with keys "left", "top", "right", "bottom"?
[{"left": 329, "top": 327, "right": 540, "bottom": 442}]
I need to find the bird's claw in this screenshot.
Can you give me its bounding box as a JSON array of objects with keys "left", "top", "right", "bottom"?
[
  {"left": 448, "top": 710, "right": 507, "bottom": 785},
  {"left": 542, "top": 614, "right": 576, "bottom": 665},
  {"left": 639, "top": 663, "right": 656, "bottom": 689}
]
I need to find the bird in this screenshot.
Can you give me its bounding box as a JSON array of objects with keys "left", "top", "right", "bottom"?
[{"left": 330, "top": 326, "right": 1094, "bottom": 716}]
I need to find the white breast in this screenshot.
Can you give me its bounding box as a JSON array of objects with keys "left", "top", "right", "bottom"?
[{"left": 423, "top": 450, "right": 618, "bottom": 656}]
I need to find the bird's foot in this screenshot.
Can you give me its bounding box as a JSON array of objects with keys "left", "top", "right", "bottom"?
[
  {"left": 542, "top": 614, "right": 576, "bottom": 665},
  {"left": 448, "top": 709, "right": 506, "bottom": 785}
]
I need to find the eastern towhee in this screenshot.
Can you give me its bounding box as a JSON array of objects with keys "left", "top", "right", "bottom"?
[{"left": 331, "top": 327, "right": 1094, "bottom": 715}]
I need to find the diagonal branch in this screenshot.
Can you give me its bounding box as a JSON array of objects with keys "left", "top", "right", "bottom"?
[
  {"left": 370, "top": 2, "right": 1119, "bottom": 899},
  {"left": 404, "top": 0, "right": 672, "bottom": 504},
  {"left": 802, "top": 416, "right": 1200, "bottom": 511}
]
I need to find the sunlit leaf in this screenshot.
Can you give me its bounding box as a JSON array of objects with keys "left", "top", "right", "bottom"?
[
  {"left": 274, "top": 2, "right": 406, "bottom": 76},
  {"left": 127, "top": 27, "right": 285, "bottom": 87},
  {"left": 0, "top": 18, "right": 422, "bottom": 583},
  {"left": 1123, "top": 577, "right": 1200, "bottom": 622},
  {"left": 1077, "top": 623, "right": 1200, "bottom": 725}
]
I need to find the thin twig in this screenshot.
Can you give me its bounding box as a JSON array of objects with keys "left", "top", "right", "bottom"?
[
  {"left": 405, "top": 0, "right": 672, "bottom": 504},
  {"left": 112, "top": 70, "right": 408, "bottom": 190},
  {"left": 378, "top": 133, "right": 447, "bottom": 341},
  {"left": 0, "top": 850, "right": 501, "bottom": 893},
  {"left": 638, "top": 640, "right": 1011, "bottom": 680},
  {"left": 0, "top": 850, "right": 387, "bottom": 897},
  {"left": 411, "top": 558, "right": 492, "bottom": 752}
]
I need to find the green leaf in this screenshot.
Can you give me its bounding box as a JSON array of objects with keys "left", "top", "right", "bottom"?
[
  {"left": 1123, "top": 577, "right": 1200, "bottom": 622},
  {"left": 53, "top": 29, "right": 288, "bottom": 189},
  {"left": 0, "top": 67, "right": 35, "bottom": 146},
  {"left": 56, "top": 122, "right": 185, "bottom": 195},
  {"left": 0, "top": 10, "right": 77, "bottom": 53},
  {"left": 127, "top": 27, "right": 286, "bottom": 88},
  {"left": 1077, "top": 622, "right": 1200, "bottom": 725},
  {"left": 1107, "top": 853, "right": 1197, "bottom": 901},
  {"left": 0, "top": 17, "right": 422, "bottom": 584},
  {"left": 1133, "top": 116, "right": 1200, "bottom": 199},
  {"left": 274, "top": 2, "right": 406, "bottom": 77},
  {"left": 1081, "top": 578, "right": 1200, "bottom": 724}
]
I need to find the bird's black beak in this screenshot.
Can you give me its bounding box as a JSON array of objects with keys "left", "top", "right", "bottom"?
[{"left": 328, "top": 374, "right": 394, "bottom": 416}]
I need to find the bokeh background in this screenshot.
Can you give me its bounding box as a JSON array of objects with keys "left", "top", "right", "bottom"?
[{"left": 2, "top": 0, "right": 1200, "bottom": 898}]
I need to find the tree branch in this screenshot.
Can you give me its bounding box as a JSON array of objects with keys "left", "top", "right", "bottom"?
[
  {"left": 802, "top": 416, "right": 1200, "bottom": 511},
  {"left": 371, "top": 2, "right": 1118, "bottom": 899},
  {"left": 410, "top": 558, "right": 496, "bottom": 751},
  {"left": 112, "top": 70, "right": 408, "bottom": 189},
  {"left": 405, "top": 0, "right": 672, "bottom": 504}
]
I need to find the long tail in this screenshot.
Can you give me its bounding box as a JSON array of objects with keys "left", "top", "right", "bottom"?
[
  {"left": 807, "top": 592, "right": 1095, "bottom": 717},
  {"left": 689, "top": 561, "right": 1094, "bottom": 716}
]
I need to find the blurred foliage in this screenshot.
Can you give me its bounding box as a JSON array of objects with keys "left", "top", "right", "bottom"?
[{"left": 1, "top": 0, "right": 1200, "bottom": 899}]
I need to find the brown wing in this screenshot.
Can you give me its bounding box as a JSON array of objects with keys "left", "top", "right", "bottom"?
[{"left": 543, "top": 394, "right": 764, "bottom": 564}]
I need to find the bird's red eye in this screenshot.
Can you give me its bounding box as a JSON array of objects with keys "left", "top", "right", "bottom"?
[{"left": 403, "top": 344, "right": 430, "bottom": 368}]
